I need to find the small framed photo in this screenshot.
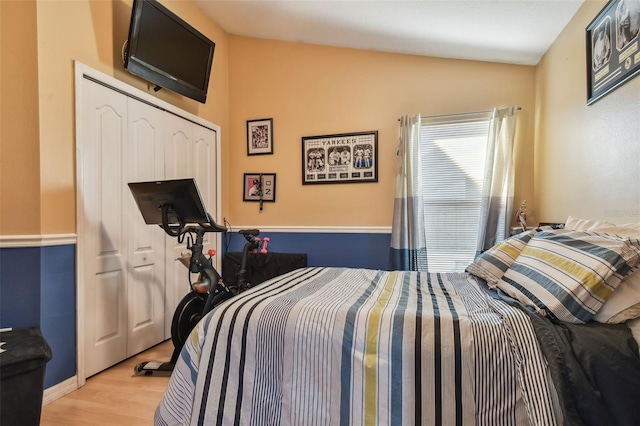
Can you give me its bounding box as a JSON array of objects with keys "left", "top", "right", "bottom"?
[
  {"left": 243, "top": 173, "right": 276, "bottom": 202},
  {"left": 246, "top": 118, "right": 273, "bottom": 155}
]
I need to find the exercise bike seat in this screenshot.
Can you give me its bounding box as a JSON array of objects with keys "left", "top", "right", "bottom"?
[{"left": 239, "top": 229, "right": 260, "bottom": 237}]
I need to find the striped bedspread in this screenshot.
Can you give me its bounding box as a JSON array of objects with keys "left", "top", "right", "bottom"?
[{"left": 155, "top": 267, "right": 560, "bottom": 426}]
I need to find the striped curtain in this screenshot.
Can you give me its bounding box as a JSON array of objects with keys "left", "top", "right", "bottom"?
[
  {"left": 476, "top": 107, "right": 519, "bottom": 253},
  {"left": 389, "top": 115, "right": 428, "bottom": 271}
]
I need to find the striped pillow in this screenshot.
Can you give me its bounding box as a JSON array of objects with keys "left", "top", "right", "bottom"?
[
  {"left": 466, "top": 227, "right": 548, "bottom": 286},
  {"left": 496, "top": 229, "right": 640, "bottom": 323}
]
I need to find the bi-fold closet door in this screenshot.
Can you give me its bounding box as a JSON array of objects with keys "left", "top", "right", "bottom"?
[{"left": 78, "top": 71, "right": 218, "bottom": 379}]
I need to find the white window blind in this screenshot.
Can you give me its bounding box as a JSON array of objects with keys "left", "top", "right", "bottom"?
[{"left": 420, "top": 113, "right": 491, "bottom": 272}]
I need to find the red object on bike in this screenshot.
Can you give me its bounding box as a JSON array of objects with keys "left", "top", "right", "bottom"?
[
  {"left": 194, "top": 285, "right": 209, "bottom": 294},
  {"left": 208, "top": 249, "right": 216, "bottom": 256}
]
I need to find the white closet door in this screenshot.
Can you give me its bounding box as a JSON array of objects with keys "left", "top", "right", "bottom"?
[
  {"left": 81, "top": 80, "right": 128, "bottom": 377},
  {"left": 76, "top": 62, "right": 221, "bottom": 380},
  {"left": 125, "top": 98, "right": 166, "bottom": 356}
]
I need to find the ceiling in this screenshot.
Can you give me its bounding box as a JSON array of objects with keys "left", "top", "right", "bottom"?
[{"left": 195, "top": 0, "right": 585, "bottom": 66}]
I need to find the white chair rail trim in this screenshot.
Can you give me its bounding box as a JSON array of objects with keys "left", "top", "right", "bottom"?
[
  {"left": 0, "top": 234, "right": 77, "bottom": 248},
  {"left": 228, "top": 226, "right": 392, "bottom": 234}
]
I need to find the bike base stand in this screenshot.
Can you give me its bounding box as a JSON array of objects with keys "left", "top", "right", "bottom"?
[{"left": 133, "top": 361, "right": 174, "bottom": 377}]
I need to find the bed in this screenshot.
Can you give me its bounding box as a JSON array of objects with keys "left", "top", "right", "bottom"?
[{"left": 155, "top": 218, "right": 640, "bottom": 426}]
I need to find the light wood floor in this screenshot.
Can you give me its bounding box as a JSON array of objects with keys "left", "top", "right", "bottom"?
[{"left": 40, "top": 340, "right": 174, "bottom": 425}]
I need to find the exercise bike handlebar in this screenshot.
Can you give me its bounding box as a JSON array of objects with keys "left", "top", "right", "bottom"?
[
  {"left": 159, "top": 206, "right": 227, "bottom": 237},
  {"left": 200, "top": 213, "right": 227, "bottom": 233},
  {"left": 180, "top": 214, "right": 227, "bottom": 235},
  {"left": 159, "top": 203, "right": 262, "bottom": 307}
]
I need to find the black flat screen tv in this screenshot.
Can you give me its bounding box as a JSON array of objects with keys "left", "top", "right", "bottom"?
[{"left": 124, "top": 0, "right": 215, "bottom": 103}]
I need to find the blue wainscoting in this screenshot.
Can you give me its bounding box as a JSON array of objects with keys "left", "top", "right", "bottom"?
[
  {"left": 223, "top": 231, "right": 392, "bottom": 270},
  {"left": 0, "top": 242, "right": 77, "bottom": 389},
  {"left": 40, "top": 245, "right": 76, "bottom": 388},
  {"left": 0, "top": 246, "right": 42, "bottom": 328}
]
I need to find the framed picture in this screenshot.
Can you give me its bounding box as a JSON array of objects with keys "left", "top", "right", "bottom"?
[
  {"left": 243, "top": 173, "right": 276, "bottom": 202},
  {"left": 586, "top": 0, "right": 640, "bottom": 105},
  {"left": 302, "top": 131, "right": 378, "bottom": 185},
  {"left": 246, "top": 118, "right": 273, "bottom": 155}
]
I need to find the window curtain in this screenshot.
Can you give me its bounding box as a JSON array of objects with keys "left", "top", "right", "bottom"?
[
  {"left": 476, "top": 106, "right": 519, "bottom": 253},
  {"left": 389, "top": 115, "right": 428, "bottom": 271}
]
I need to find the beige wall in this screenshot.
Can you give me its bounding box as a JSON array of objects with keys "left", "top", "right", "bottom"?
[
  {"left": 0, "top": 0, "right": 228, "bottom": 235},
  {"left": 535, "top": 0, "right": 640, "bottom": 225},
  {"left": 227, "top": 36, "right": 537, "bottom": 227},
  {"left": 0, "top": 1, "right": 41, "bottom": 235},
  {"left": 7, "top": 1, "right": 632, "bottom": 235}
]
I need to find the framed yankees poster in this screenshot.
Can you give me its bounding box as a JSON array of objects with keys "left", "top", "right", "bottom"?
[{"left": 302, "top": 131, "right": 378, "bottom": 185}]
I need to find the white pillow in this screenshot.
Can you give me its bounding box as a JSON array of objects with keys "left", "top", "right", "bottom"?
[
  {"left": 564, "top": 216, "right": 615, "bottom": 231},
  {"left": 593, "top": 271, "right": 640, "bottom": 323},
  {"left": 565, "top": 216, "right": 640, "bottom": 323},
  {"left": 565, "top": 215, "right": 640, "bottom": 238},
  {"left": 621, "top": 222, "right": 640, "bottom": 231}
]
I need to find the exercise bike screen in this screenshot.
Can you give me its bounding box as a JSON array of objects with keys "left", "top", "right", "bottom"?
[{"left": 128, "top": 178, "right": 210, "bottom": 225}]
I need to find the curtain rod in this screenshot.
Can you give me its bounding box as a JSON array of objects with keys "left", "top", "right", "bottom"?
[{"left": 398, "top": 106, "right": 521, "bottom": 121}]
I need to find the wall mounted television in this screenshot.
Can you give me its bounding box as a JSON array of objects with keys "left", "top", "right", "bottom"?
[{"left": 124, "top": 0, "right": 215, "bottom": 103}]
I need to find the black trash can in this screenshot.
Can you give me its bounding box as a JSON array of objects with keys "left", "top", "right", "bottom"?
[{"left": 0, "top": 327, "right": 52, "bottom": 426}]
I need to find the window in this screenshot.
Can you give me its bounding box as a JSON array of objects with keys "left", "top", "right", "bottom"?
[{"left": 420, "top": 112, "right": 491, "bottom": 272}]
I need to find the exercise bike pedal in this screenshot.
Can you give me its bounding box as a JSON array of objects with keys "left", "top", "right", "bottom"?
[{"left": 133, "top": 361, "right": 175, "bottom": 377}]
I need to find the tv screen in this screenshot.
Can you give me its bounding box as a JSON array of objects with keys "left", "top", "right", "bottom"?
[
  {"left": 128, "top": 178, "right": 210, "bottom": 225},
  {"left": 124, "top": 0, "right": 215, "bottom": 103}
]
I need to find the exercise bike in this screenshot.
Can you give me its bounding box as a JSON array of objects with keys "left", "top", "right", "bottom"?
[{"left": 128, "top": 179, "right": 261, "bottom": 376}]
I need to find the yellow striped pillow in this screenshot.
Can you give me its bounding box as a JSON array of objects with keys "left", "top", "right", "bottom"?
[
  {"left": 466, "top": 227, "right": 547, "bottom": 286},
  {"left": 496, "top": 230, "right": 640, "bottom": 323}
]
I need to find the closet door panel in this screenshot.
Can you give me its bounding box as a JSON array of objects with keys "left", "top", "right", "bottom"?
[
  {"left": 125, "top": 98, "right": 166, "bottom": 356},
  {"left": 163, "top": 114, "right": 195, "bottom": 335},
  {"left": 81, "top": 80, "right": 128, "bottom": 377},
  {"left": 192, "top": 126, "right": 219, "bottom": 257}
]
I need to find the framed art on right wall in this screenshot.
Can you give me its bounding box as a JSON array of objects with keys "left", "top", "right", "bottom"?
[{"left": 586, "top": 0, "right": 640, "bottom": 105}]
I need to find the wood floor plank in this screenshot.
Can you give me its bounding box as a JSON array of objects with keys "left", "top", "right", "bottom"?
[{"left": 41, "top": 340, "right": 174, "bottom": 425}]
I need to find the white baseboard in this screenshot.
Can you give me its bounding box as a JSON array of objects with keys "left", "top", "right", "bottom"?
[{"left": 43, "top": 376, "right": 78, "bottom": 405}]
